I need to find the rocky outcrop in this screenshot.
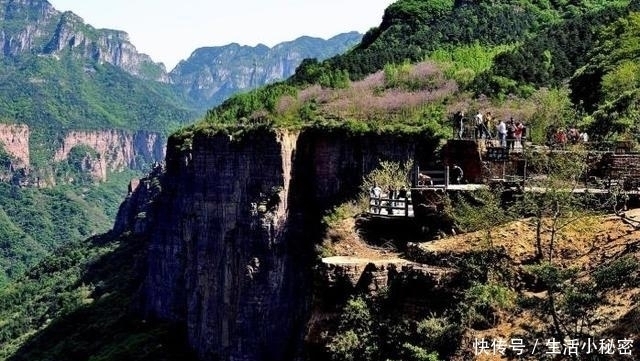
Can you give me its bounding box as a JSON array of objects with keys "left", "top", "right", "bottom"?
[
  {"left": 114, "top": 127, "right": 439, "bottom": 360},
  {"left": 0, "top": 0, "right": 168, "bottom": 82},
  {"left": 0, "top": 0, "right": 59, "bottom": 56},
  {"left": 320, "top": 256, "right": 456, "bottom": 295},
  {"left": 43, "top": 11, "right": 168, "bottom": 82},
  {"left": 54, "top": 129, "right": 165, "bottom": 181},
  {"left": 0, "top": 123, "right": 29, "bottom": 168},
  {"left": 169, "top": 32, "right": 362, "bottom": 109}
]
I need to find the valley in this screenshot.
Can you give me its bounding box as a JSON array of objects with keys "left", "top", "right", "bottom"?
[{"left": 2, "top": 0, "right": 640, "bottom": 360}]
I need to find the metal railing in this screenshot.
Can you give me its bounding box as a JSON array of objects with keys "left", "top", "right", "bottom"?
[{"left": 368, "top": 196, "right": 412, "bottom": 217}]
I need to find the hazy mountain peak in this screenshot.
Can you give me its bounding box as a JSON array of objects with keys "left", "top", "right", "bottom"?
[
  {"left": 0, "top": 0, "right": 168, "bottom": 82},
  {"left": 169, "top": 31, "right": 362, "bottom": 109}
]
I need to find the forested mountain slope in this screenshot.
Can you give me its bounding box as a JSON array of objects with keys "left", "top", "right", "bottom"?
[
  {"left": 292, "top": 0, "right": 633, "bottom": 83},
  {"left": 2, "top": 1, "right": 640, "bottom": 361},
  {"left": 0, "top": 0, "right": 198, "bottom": 170},
  {"left": 0, "top": 0, "right": 196, "bottom": 285}
]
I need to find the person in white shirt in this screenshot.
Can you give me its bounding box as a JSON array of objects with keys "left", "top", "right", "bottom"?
[
  {"left": 497, "top": 119, "right": 507, "bottom": 147},
  {"left": 474, "top": 112, "right": 484, "bottom": 139},
  {"left": 580, "top": 132, "right": 589, "bottom": 143},
  {"left": 370, "top": 184, "right": 382, "bottom": 213}
]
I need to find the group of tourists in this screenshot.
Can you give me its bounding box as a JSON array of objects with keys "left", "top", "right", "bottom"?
[
  {"left": 369, "top": 183, "right": 409, "bottom": 214},
  {"left": 547, "top": 126, "right": 588, "bottom": 148},
  {"left": 453, "top": 110, "right": 525, "bottom": 149}
]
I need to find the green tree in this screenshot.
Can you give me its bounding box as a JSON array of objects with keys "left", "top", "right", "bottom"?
[
  {"left": 327, "top": 297, "right": 378, "bottom": 361},
  {"left": 450, "top": 188, "right": 512, "bottom": 248},
  {"left": 571, "top": 12, "right": 640, "bottom": 139},
  {"left": 516, "top": 148, "right": 594, "bottom": 260},
  {"left": 527, "top": 88, "right": 577, "bottom": 144}
]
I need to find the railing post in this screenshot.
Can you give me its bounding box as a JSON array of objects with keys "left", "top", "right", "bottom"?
[
  {"left": 404, "top": 198, "right": 409, "bottom": 217},
  {"left": 445, "top": 165, "right": 450, "bottom": 190}
]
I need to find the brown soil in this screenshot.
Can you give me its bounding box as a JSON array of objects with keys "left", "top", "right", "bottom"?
[
  {"left": 423, "top": 211, "right": 640, "bottom": 361},
  {"left": 325, "top": 217, "right": 401, "bottom": 260},
  {"left": 326, "top": 210, "right": 640, "bottom": 360}
]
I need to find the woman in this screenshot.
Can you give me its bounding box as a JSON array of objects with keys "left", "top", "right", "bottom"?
[{"left": 514, "top": 121, "right": 524, "bottom": 147}]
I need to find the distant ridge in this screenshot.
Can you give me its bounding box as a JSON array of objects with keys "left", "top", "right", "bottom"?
[{"left": 169, "top": 31, "right": 362, "bottom": 110}]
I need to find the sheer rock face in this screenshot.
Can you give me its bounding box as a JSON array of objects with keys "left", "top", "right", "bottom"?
[
  {"left": 136, "top": 130, "right": 306, "bottom": 361},
  {"left": 115, "top": 128, "right": 436, "bottom": 360},
  {"left": 0, "top": 123, "right": 165, "bottom": 183},
  {"left": 0, "top": 0, "right": 58, "bottom": 56},
  {"left": 53, "top": 129, "right": 166, "bottom": 181},
  {"left": 0, "top": 123, "right": 29, "bottom": 168},
  {"left": 0, "top": 0, "right": 168, "bottom": 82}
]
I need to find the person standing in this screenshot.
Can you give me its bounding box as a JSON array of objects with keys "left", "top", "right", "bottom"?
[
  {"left": 371, "top": 183, "right": 382, "bottom": 213},
  {"left": 398, "top": 185, "right": 408, "bottom": 200},
  {"left": 514, "top": 121, "right": 524, "bottom": 147},
  {"left": 454, "top": 110, "right": 465, "bottom": 139},
  {"left": 474, "top": 111, "right": 484, "bottom": 139},
  {"left": 387, "top": 185, "right": 396, "bottom": 214},
  {"left": 497, "top": 119, "right": 507, "bottom": 147},
  {"left": 484, "top": 111, "right": 494, "bottom": 139},
  {"left": 506, "top": 118, "right": 516, "bottom": 151}
]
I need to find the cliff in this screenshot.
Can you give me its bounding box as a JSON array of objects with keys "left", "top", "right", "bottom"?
[
  {"left": 0, "top": 123, "right": 29, "bottom": 168},
  {"left": 0, "top": 0, "right": 197, "bottom": 144},
  {"left": 0, "top": 0, "right": 168, "bottom": 82},
  {"left": 169, "top": 32, "right": 362, "bottom": 109},
  {"left": 114, "top": 128, "right": 439, "bottom": 360},
  {"left": 53, "top": 129, "right": 166, "bottom": 181},
  {"left": 44, "top": 11, "right": 168, "bottom": 82}
]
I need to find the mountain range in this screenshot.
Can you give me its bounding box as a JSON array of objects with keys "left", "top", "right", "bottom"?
[
  {"left": 0, "top": 0, "right": 361, "bottom": 174},
  {"left": 170, "top": 32, "right": 362, "bottom": 110},
  {"left": 8, "top": 1, "right": 640, "bottom": 361},
  {"left": 0, "top": 0, "right": 361, "bottom": 286}
]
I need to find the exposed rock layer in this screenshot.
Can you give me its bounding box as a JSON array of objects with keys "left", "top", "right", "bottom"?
[
  {"left": 54, "top": 129, "right": 166, "bottom": 181},
  {"left": 0, "top": 123, "right": 29, "bottom": 167},
  {"left": 0, "top": 0, "right": 167, "bottom": 81},
  {"left": 115, "top": 128, "right": 440, "bottom": 360}
]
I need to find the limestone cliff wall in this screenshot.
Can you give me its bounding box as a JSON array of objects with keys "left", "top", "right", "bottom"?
[
  {"left": 114, "top": 128, "right": 438, "bottom": 361},
  {"left": 132, "top": 130, "right": 306, "bottom": 361},
  {"left": 0, "top": 1, "right": 168, "bottom": 82},
  {"left": 54, "top": 129, "right": 165, "bottom": 181},
  {"left": 0, "top": 123, "right": 29, "bottom": 168}
]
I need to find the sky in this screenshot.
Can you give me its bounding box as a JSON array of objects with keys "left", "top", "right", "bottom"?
[{"left": 48, "top": 0, "right": 396, "bottom": 70}]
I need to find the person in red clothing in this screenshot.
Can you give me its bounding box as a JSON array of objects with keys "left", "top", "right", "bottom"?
[{"left": 514, "top": 121, "right": 524, "bottom": 147}]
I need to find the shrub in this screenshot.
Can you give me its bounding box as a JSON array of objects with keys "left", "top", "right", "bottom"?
[
  {"left": 326, "top": 297, "right": 378, "bottom": 361},
  {"left": 401, "top": 342, "right": 441, "bottom": 361},
  {"left": 461, "top": 282, "right": 516, "bottom": 328},
  {"left": 593, "top": 255, "right": 639, "bottom": 289},
  {"left": 327, "top": 330, "right": 361, "bottom": 361},
  {"left": 361, "top": 160, "right": 414, "bottom": 195}
]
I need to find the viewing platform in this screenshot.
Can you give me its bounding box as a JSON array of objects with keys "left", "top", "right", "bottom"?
[{"left": 366, "top": 138, "right": 640, "bottom": 219}]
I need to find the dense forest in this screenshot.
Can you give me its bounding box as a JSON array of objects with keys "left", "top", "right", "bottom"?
[
  {"left": 0, "top": 170, "right": 140, "bottom": 286},
  {"left": 0, "top": 54, "right": 195, "bottom": 169}
]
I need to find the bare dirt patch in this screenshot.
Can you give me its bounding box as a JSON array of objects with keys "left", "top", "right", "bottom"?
[{"left": 325, "top": 216, "right": 402, "bottom": 261}]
